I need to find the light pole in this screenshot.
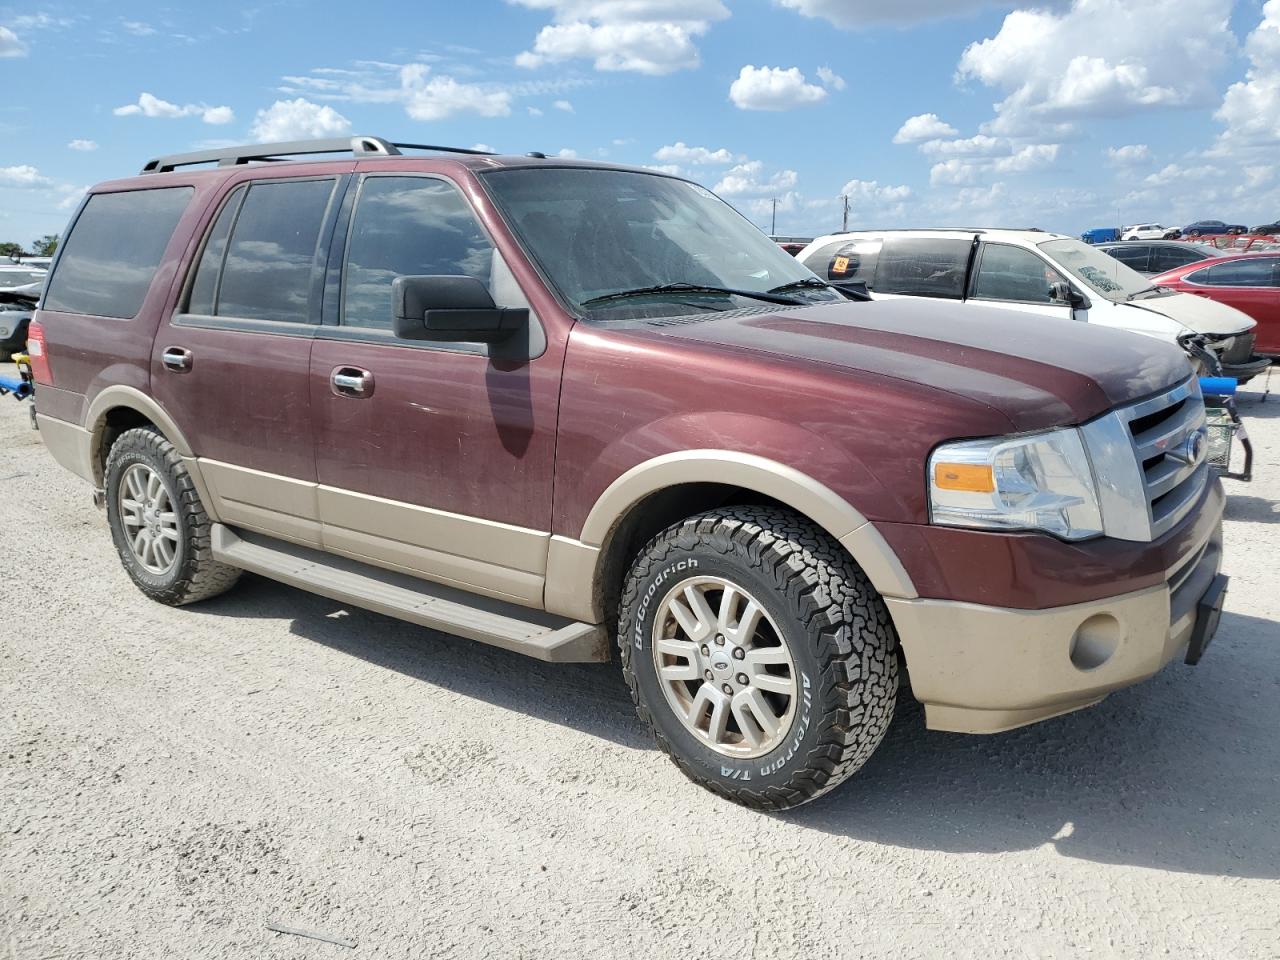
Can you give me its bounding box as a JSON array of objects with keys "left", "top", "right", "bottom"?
[
  {"left": 770, "top": 198, "right": 778, "bottom": 236},
  {"left": 842, "top": 194, "right": 849, "bottom": 232}
]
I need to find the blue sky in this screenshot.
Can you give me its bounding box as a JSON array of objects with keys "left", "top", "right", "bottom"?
[{"left": 2, "top": 0, "right": 1279, "bottom": 247}]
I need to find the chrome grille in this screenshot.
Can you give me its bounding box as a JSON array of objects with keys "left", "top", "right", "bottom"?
[{"left": 1080, "top": 377, "right": 1210, "bottom": 542}]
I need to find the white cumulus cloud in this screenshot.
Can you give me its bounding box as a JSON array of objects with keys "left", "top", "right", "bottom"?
[
  {"left": 892, "top": 113, "right": 959, "bottom": 144},
  {"left": 957, "top": 0, "right": 1234, "bottom": 136},
  {"left": 1106, "top": 143, "right": 1151, "bottom": 164},
  {"left": 67, "top": 139, "right": 99, "bottom": 152},
  {"left": 1214, "top": 0, "right": 1280, "bottom": 150},
  {"left": 250, "top": 98, "right": 351, "bottom": 142},
  {"left": 713, "top": 160, "right": 799, "bottom": 195},
  {"left": 653, "top": 142, "right": 740, "bottom": 165},
  {"left": 0, "top": 165, "right": 51, "bottom": 187},
  {"left": 0, "top": 26, "right": 25, "bottom": 57},
  {"left": 510, "top": 0, "right": 728, "bottom": 74},
  {"left": 729, "top": 65, "right": 827, "bottom": 111},
  {"left": 398, "top": 64, "right": 512, "bottom": 121},
  {"left": 114, "top": 92, "right": 235, "bottom": 125}
]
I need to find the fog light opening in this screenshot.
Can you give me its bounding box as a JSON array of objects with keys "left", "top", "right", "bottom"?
[{"left": 1069, "top": 614, "right": 1122, "bottom": 671}]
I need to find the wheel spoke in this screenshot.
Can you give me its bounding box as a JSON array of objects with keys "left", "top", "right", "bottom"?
[
  {"left": 146, "top": 472, "right": 161, "bottom": 502},
  {"left": 733, "top": 688, "right": 782, "bottom": 747},
  {"left": 656, "top": 636, "right": 699, "bottom": 660},
  {"left": 668, "top": 588, "right": 714, "bottom": 641},
  {"left": 688, "top": 685, "right": 731, "bottom": 744},
  {"left": 154, "top": 536, "right": 174, "bottom": 566},
  {"left": 744, "top": 645, "right": 790, "bottom": 666},
  {"left": 750, "top": 671, "right": 796, "bottom": 697},
  {"left": 728, "top": 599, "right": 764, "bottom": 645},
  {"left": 716, "top": 584, "right": 740, "bottom": 635},
  {"left": 659, "top": 661, "right": 701, "bottom": 682}
]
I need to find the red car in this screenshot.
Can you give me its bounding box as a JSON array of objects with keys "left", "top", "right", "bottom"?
[{"left": 1152, "top": 253, "right": 1280, "bottom": 357}]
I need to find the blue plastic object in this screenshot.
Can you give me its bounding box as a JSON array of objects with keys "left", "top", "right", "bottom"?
[
  {"left": 0, "top": 373, "right": 31, "bottom": 400},
  {"left": 1199, "top": 376, "right": 1237, "bottom": 398}
]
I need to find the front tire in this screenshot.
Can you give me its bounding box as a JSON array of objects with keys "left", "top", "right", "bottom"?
[
  {"left": 105, "top": 426, "right": 241, "bottom": 606},
  {"left": 618, "top": 506, "right": 899, "bottom": 810}
]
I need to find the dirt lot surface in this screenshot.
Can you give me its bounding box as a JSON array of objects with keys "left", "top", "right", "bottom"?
[{"left": 2, "top": 363, "right": 1278, "bottom": 959}]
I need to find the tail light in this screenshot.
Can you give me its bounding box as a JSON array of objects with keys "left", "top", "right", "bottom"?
[{"left": 26, "top": 320, "right": 53, "bottom": 385}]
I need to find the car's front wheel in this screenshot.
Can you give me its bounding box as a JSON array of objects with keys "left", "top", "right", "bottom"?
[{"left": 618, "top": 506, "right": 899, "bottom": 810}]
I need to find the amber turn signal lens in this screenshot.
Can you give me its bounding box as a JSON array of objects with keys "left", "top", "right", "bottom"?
[{"left": 933, "top": 462, "right": 995, "bottom": 493}]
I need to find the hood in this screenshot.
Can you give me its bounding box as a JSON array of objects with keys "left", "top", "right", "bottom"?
[
  {"left": 642, "top": 298, "right": 1191, "bottom": 432},
  {"left": 1125, "top": 290, "right": 1255, "bottom": 336}
]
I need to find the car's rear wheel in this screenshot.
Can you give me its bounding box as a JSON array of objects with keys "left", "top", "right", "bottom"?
[
  {"left": 618, "top": 506, "right": 899, "bottom": 810},
  {"left": 105, "top": 426, "right": 240, "bottom": 606}
]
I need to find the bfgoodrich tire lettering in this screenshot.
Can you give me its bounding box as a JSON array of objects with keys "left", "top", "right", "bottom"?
[
  {"left": 105, "top": 426, "right": 241, "bottom": 606},
  {"left": 618, "top": 506, "right": 899, "bottom": 810}
]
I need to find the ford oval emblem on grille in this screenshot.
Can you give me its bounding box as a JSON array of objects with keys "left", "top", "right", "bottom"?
[{"left": 1169, "top": 428, "right": 1207, "bottom": 465}]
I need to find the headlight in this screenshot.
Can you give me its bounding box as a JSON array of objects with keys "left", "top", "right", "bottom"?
[{"left": 928, "top": 428, "right": 1103, "bottom": 540}]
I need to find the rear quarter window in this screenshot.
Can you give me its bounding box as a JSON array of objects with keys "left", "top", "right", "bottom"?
[
  {"left": 43, "top": 186, "right": 193, "bottom": 319},
  {"left": 874, "top": 238, "right": 971, "bottom": 298}
]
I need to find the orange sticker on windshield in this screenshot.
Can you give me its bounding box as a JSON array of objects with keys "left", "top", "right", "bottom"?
[{"left": 832, "top": 256, "right": 850, "bottom": 273}]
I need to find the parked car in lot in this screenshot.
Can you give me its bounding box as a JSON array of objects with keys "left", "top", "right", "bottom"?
[
  {"left": 0, "top": 264, "right": 46, "bottom": 352},
  {"left": 798, "top": 229, "right": 1270, "bottom": 382},
  {"left": 1097, "top": 240, "right": 1219, "bottom": 276},
  {"left": 31, "top": 136, "right": 1230, "bottom": 810},
  {"left": 1182, "top": 220, "right": 1247, "bottom": 238},
  {"left": 1080, "top": 227, "right": 1119, "bottom": 244},
  {"left": 1250, "top": 221, "right": 1280, "bottom": 235},
  {"left": 1152, "top": 253, "right": 1280, "bottom": 357},
  {"left": 769, "top": 235, "right": 812, "bottom": 256},
  {"left": 1120, "top": 223, "right": 1170, "bottom": 241}
]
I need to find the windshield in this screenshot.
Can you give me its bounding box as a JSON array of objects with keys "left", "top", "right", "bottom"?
[
  {"left": 1038, "top": 238, "right": 1154, "bottom": 303},
  {"left": 0, "top": 270, "right": 47, "bottom": 287},
  {"left": 481, "top": 167, "right": 838, "bottom": 319}
]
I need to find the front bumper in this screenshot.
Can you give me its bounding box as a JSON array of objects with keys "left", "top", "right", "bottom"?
[
  {"left": 1222, "top": 355, "right": 1271, "bottom": 383},
  {"left": 886, "top": 520, "right": 1224, "bottom": 734}
]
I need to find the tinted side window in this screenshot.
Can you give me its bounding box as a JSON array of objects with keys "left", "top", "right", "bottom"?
[
  {"left": 187, "top": 186, "right": 246, "bottom": 316},
  {"left": 1153, "top": 246, "right": 1203, "bottom": 272},
  {"left": 1197, "top": 259, "right": 1277, "bottom": 287},
  {"left": 1106, "top": 246, "right": 1151, "bottom": 272},
  {"left": 216, "top": 178, "right": 336, "bottom": 323},
  {"left": 43, "top": 187, "right": 193, "bottom": 319},
  {"left": 874, "top": 238, "right": 970, "bottom": 298},
  {"left": 972, "top": 244, "right": 1066, "bottom": 303},
  {"left": 342, "top": 177, "right": 494, "bottom": 330}
]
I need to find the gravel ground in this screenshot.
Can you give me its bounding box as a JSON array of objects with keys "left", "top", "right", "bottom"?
[{"left": 1, "top": 363, "right": 1278, "bottom": 960}]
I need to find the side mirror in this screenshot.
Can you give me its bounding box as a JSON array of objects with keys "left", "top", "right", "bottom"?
[
  {"left": 392, "top": 275, "right": 527, "bottom": 344},
  {"left": 1049, "top": 281, "right": 1088, "bottom": 309}
]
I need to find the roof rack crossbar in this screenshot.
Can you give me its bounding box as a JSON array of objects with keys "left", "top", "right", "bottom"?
[{"left": 140, "top": 136, "right": 497, "bottom": 174}]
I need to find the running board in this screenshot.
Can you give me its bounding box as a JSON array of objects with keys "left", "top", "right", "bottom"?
[{"left": 210, "top": 524, "right": 608, "bottom": 663}]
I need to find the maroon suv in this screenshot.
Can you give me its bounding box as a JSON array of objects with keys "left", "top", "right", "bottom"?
[{"left": 30, "top": 136, "right": 1226, "bottom": 810}]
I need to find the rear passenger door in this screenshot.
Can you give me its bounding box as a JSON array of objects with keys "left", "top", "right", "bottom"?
[
  {"left": 151, "top": 173, "right": 347, "bottom": 546},
  {"left": 309, "top": 172, "right": 559, "bottom": 608},
  {"left": 1183, "top": 258, "right": 1280, "bottom": 354},
  {"left": 968, "top": 242, "right": 1074, "bottom": 321}
]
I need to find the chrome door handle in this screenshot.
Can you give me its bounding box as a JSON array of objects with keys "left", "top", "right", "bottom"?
[
  {"left": 162, "top": 346, "right": 192, "bottom": 372},
  {"left": 330, "top": 366, "right": 374, "bottom": 398}
]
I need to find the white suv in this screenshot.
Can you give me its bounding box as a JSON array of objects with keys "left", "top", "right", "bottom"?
[
  {"left": 1122, "top": 223, "right": 1171, "bottom": 241},
  {"left": 796, "top": 228, "right": 1270, "bottom": 382}
]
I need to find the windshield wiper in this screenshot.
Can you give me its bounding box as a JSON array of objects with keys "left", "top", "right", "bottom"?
[
  {"left": 767, "top": 277, "right": 833, "bottom": 294},
  {"left": 1126, "top": 285, "right": 1167, "bottom": 301},
  {"left": 581, "top": 282, "right": 804, "bottom": 308}
]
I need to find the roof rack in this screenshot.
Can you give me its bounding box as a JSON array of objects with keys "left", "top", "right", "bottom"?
[{"left": 140, "top": 135, "right": 497, "bottom": 174}]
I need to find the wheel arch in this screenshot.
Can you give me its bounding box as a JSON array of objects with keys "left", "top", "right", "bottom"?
[
  {"left": 84, "top": 385, "right": 194, "bottom": 485},
  {"left": 545, "top": 450, "right": 918, "bottom": 624}
]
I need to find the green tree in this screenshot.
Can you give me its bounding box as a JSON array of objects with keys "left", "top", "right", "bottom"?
[
  {"left": 0, "top": 242, "right": 22, "bottom": 259},
  {"left": 33, "top": 234, "right": 58, "bottom": 257}
]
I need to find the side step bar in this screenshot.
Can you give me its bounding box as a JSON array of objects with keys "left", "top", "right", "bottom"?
[{"left": 210, "top": 524, "right": 608, "bottom": 663}]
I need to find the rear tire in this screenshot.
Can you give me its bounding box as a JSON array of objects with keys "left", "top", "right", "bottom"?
[
  {"left": 105, "top": 427, "right": 240, "bottom": 606},
  {"left": 618, "top": 506, "right": 898, "bottom": 811}
]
